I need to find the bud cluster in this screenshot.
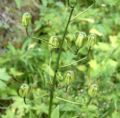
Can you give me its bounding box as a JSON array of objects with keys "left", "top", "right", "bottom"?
[{"left": 75, "top": 32, "right": 97, "bottom": 48}]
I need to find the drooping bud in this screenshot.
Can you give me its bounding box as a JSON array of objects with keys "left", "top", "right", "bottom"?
[
  {"left": 87, "top": 33, "right": 96, "bottom": 48},
  {"left": 22, "top": 12, "right": 32, "bottom": 27},
  {"left": 75, "top": 32, "right": 87, "bottom": 48},
  {"left": 88, "top": 84, "right": 98, "bottom": 97},
  {"left": 64, "top": 70, "right": 75, "bottom": 85},
  {"left": 18, "top": 83, "right": 29, "bottom": 97},
  {"left": 68, "top": 0, "right": 77, "bottom": 6},
  {"left": 49, "top": 36, "right": 59, "bottom": 50}
]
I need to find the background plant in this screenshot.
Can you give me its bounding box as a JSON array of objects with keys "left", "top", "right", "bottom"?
[{"left": 0, "top": 0, "right": 120, "bottom": 118}]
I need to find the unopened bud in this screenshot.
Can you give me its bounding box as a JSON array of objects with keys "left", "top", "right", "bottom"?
[
  {"left": 87, "top": 33, "right": 96, "bottom": 48},
  {"left": 88, "top": 84, "right": 98, "bottom": 97},
  {"left": 18, "top": 83, "right": 29, "bottom": 97},
  {"left": 69, "top": 0, "right": 77, "bottom": 6},
  {"left": 49, "top": 36, "right": 59, "bottom": 50},
  {"left": 75, "top": 32, "right": 86, "bottom": 48},
  {"left": 22, "top": 12, "right": 32, "bottom": 27},
  {"left": 65, "top": 70, "right": 75, "bottom": 85}
]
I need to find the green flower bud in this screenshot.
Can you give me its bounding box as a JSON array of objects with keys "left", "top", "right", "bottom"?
[
  {"left": 75, "top": 32, "right": 86, "bottom": 48},
  {"left": 18, "top": 83, "right": 29, "bottom": 97},
  {"left": 69, "top": 0, "right": 77, "bottom": 6},
  {"left": 88, "top": 84, "right": 98, "bottom": 97},
  {"left": 65, "top": 70, "right": 75, "bottom": 85},
  {"left": 87, "top": 33, "right": 96, "bottom": 48},
  {"left": 49, "top": 36, "right": 59, "bottom": 50},
  {"left": 22, "top": 12, "right": 32, "bottom": 27}
]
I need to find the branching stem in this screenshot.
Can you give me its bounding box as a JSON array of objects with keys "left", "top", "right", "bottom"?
[
  {"left": 48, "top": 6, "right": 75, "bottom": 118},
  {"left": 60, "top": 56, "right": 87, "bottom": 68},
  {"left": 56, "top": 96, "right": 81, "bottom": 105}
]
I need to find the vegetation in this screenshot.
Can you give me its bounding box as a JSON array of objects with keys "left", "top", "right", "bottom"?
[{"left": 0, "top": 0, "right": 120, "bottom": 118}]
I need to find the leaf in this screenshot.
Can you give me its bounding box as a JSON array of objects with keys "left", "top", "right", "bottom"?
[
  {"left": 89, "top": 59, "right": 98, "bottom": 70},
  {"left": 77, "top": 65, "right": 87, "bottom": 72},
  {"left": 29, "top": 111, "right": 36, "bottom": 118},
  {"left": 41, "top": 0, "right": 48, "bottom": 6},
  {"left": 94, "top": 42, "right": 110, "bottom": 52},
  {"left": 15, "top": 0, "right": 22, "bottom": 8},
  {"left": 9, "top": 68, "right": 24, "bottom": 77},
  {"left": 90, "top": 28, "right": 103, "bottom": 36},
  {"left": 0, "top": 68, "right": 10, "bottom": 89},
  {"left": 51, "top": 105, "right": 59, "bottom": 118},
  {"left": 88, "top": 105, "right": 98, "bottom": 112},
  {"left": 109, "top": 35, "right": 118, "bottom": 48},
  {"left": 0, "top": 68, "right": 10, "bottom": 81},
  {"left": 61, "top": 51, "right": 75, "bottom": 65},
  {"left": 112, "top": 111, "right": 120, "bottom": 118},
  {"left": 42, "top": 64, "right": 54, "bottom": 77},
  {"left": 0, "top": 80, "right": 6, "bottom": 89}
]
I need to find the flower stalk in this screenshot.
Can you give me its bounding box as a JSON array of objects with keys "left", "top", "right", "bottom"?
[{"left": 48, "top": 5, "right": 76, "bottom": 118}]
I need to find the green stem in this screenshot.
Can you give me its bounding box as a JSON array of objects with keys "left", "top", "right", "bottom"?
[
  {"left": 39, "top": 0, "right": 42, "bottom": 4},
  {"left": 60, "top": 56, "right": 87, "bottom": 68},
  {"left": 25, "top": 27, "right": 29, "bottom": 37},
  {"left": 56, "top": 96, "right": 81, "bottom": 105},
  {"left": 32, "top": 37, "right": 57, "bottom": 47},
  {"left": 48, "top": 6, "right": 75, "bottom": 118},
  {"left": 49, "top": 51, "right": 53, "bottom": 84},
  {"left": 71, "top": 3, "right": 94, "bottom": 21}
]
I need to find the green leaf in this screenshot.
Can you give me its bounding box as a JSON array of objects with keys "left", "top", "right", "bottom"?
[
  {"left": 42, "top": 64, "right": 54, "bottom": 77},
  {"left": 61, "top": 51, "right": 75, "bottom": 65},
  {"left": 41, "top": 0, "right": 48, "bottom": 6},
  {"left": 9, "top": 68, "right": 24, "bottom": 77},
  {"left": 15, "top": 0, "right": 22, "bottom": 8},
  {"left": 112, "top": 111, "right": 120, "bottom": 118},
  {"left": 29, "top": 111, "right": 36, "bottom": 118},
  {"left": 51, "top": 105, "right": 59, "bottom": 118},
  {"left": 0, "top": 68, "right": 10, "bottom": 81},
  {"left": 0, "top": 68, "right": 10, "bottom": 89},
  {"left": 0, "top": 80, "right": 6, "bottom": 89},
  {"left": 88, "top": 105, "right": 98, "bottom": 112}
]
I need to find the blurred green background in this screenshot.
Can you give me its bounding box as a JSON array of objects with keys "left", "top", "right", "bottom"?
[{"left": 0, "top": 0, "right": 120, "bottom": 118}]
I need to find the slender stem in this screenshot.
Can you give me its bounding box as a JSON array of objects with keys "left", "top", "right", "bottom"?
[
  {"left": 32, "top": 37, "right": 57, "bottom": 47},
  {"left": 60, "top": 56, "right": 87, "bottom": 68},
  {"left": 86, "top": 97, "right": 92, "bottom": 105},
  {"left": 56, "top": 96, "right": 81, "bottom": 105},
  {"left": 0, "top": 106, "right": 8, "bottom": 109},
  {"left": 49, "top": 51, "right": 52, "bottom": 84},
  {"left": 87, "top": 46, "right": 92, "bottom": 59},
  {"left": 25, "top": 27, "right": 29, "bottom": 36},
  {"left": 48, "top": 6, "right": 75, "bottom": 118},
  {"left": 71, "top": 3, "right": 95, "bottom": 22},
  {"left": 39, "top": 0, "right": 42, "bottom": 4}
]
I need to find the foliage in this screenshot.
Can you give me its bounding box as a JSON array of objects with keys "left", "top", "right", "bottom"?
[{"left": 0, "top": 0, "right": 120, "bottom": 118}]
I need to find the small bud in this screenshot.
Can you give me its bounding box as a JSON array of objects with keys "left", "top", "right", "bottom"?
[
  {"left": 49, "top": 36, "right": 59, "bottom": 50},
  {"left": 75, "top": 32, "right": 87, "bottom": 48},
  {"left": 64, "top": 70, "right": 75, "bottom": 85},
  {"left": 22, "top": 12, "right": 32, "bottom": 27},
  {"left": 88, "top": 84, "right": 98, "bottom": 97},
  {"left": 69, "top": 0, "right": 77, "bottom": 6},
  {"left": 18, "top": 83, "right": 29, "bottom": 97},
  {"left": 87, "top": 33, "right": 96, "bottom": 48}
]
